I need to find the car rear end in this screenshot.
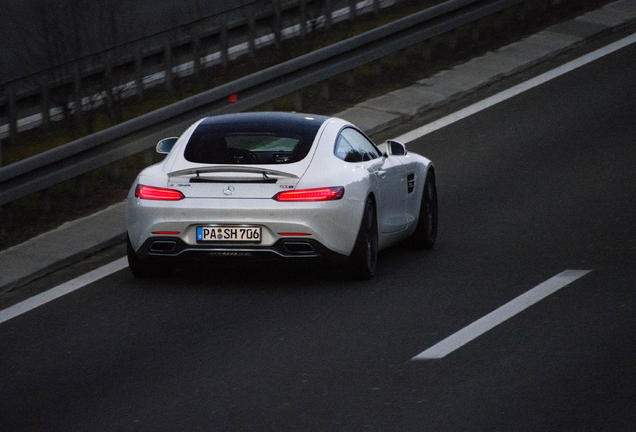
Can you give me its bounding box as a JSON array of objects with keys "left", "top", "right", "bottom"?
[{"left": 126, "top": 113, "right": 360, "bottom": 270}]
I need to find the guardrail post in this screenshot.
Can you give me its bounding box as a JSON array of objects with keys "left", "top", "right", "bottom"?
[
  {"left": 111, "top": 161, "right": 121, "bottom": 180},
  {"left": 399, "top": 50, "right": 408, "bottom": 68},
  {"left": 324, "top": 0, "right": 332, "bottom": 30},
  {"left": 74, "top": 69, "right": 82, "bottom": 117},
  {"left": 40, "top": 80, "right": 50, "bottom": 131},
  {"left": 164, "top": 40, "right": 174, "bottom": 92},
  {"left": 192, "top": 26, "right": 201, "bottom": 77},
  {"left": 143, "top": 148, "right": 154, "bottom": 166},
  {"left": 349, "top": 0, "right": 356, "bottom": 21},
  {"left": 423, "top": 40, "right": 433, "bottom": 61},
  {"left": 346, "top": 71, "right": 355, "bottom": 88},
  {"left": 7, "top": 86, "right": 18, "bottom": 145},
  {"left": 320, "top": 82, "right": 330, "bottom": 100},
  {"left": 448, "top": 29, "right": 459, "bottom": 51},
  {"left": 471, "top": 21, "right": 480, "bottom": 43},
  {"left": 135, "top": 47, "right": 144, "bottom": 100},
  {"left": 518, "top": 3, "right": 527, "bottom": 22},
  {"left": 494, "top": 11, "right": 505, "bottom": 32},
  {"left": 300, "top": 0, "right": 307, "bottom": 39},
  {"left": 247, "top": 7, "right": 256, "bottom": 59},
  {"left": 373, "top": 61, "right": 382, "bottom": 77},
  {"left": 273, "top": 0, "right": 282, "bottom": 49},
  {"left": 2, "top": 203, "right": 13, "bottom": 231},
  {"left": 293, "top": 92, "right": 303, "bottom": 111},
  {"left": 40, "top": 189, "right": 51, "bottom": 214},
  {"left": 76, "top": 175, "right": 86, "bottom": 199},
  {"left": 221, "top": 17, "right": 229, "bottom": 68},
  {"left": 104, "top": 55, "right": 114, "bottom": 109}
]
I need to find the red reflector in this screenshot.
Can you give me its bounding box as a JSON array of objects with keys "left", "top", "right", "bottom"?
[
  {"left": 273, "top": 187, "right": 344, "bottom": 202},
  {"left": 278, "top": 233, "right": 311, "bottom": 236},
  {"left": 135, "top": 184, "right": 185, "bottom": 201},
  {"left": 152, "top": 231, "right": 180, "bottom": 235}
]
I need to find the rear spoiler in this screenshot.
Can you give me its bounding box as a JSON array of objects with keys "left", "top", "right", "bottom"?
[{"left": 168, "top": 166, "right": 299, "bottom": 179}]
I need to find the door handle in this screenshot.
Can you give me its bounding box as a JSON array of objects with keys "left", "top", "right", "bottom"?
[{"left": 378, "top": 170, "right": 387, "bottom": 178}]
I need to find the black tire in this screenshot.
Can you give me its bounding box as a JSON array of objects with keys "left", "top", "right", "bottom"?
[
  {"left": 127, "top": 235, "right": 162, "bottom": 278},
  {"left": 348, "top": 198, "right": 379, "bottom": 280},
  {"left": 411, "top": 170, "right": 438, "bottom": 249}
]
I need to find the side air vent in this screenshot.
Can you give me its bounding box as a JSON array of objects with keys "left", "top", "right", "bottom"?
[{"left": 407, "top": 174, "right": 416, "bottom": 193}]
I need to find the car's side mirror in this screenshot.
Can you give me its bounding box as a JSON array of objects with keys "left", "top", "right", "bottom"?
[
  {"left": 156, "top": 137, "right": 179, "bottom": 154},
  {"left": 385, "top": 140, "right": 407, "bottom": 156}
]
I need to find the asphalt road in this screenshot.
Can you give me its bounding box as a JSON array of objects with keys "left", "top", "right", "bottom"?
[{"left": 1, "top": 40, "right": 635, "bottom": 431}]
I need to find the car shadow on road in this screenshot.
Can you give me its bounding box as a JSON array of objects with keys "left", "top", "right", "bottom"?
[
  {"left": 129, "top": 259, "right": 354, "bottom": 292},
  {"left": 129, "top": 238, "right": 442, "bottom": 294}
]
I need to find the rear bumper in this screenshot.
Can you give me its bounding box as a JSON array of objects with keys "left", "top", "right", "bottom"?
[
  {"left": 135, "top": 235, "right": 347, "bottom": 263},
  {"left": 126, "top": 196, "right": 365, "bottom": 257}
]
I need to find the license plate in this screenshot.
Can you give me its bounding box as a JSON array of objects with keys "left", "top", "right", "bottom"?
[{"left": 196, "top": 226, "right": 261, "bottom": 243}]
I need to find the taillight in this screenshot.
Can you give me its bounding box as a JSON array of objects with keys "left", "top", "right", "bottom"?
[
  {"left": 273, "top": 187, "right": 344, "bottom": 202},
  {"left": 135, "top": 184, "right": 185, "bottom": 201}
]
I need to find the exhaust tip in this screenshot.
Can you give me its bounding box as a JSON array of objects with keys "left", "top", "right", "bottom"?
[
  {"left": 149, "top": 241, "right": 177, "bottom": 253},
  {"left": 283, "top": 242, "right": 316, "bottom": 255}
]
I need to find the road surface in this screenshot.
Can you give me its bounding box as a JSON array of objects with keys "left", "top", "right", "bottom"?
[{"left": 1, "top": 35, "right": 635, "bottom": 431}]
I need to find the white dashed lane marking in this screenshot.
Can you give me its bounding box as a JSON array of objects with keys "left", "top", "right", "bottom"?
[{"left": 411, "top": 270, "right": 592, "bottom": 361}]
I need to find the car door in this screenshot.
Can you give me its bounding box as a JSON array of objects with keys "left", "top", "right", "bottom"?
[{"left": 338, "top": 128, "right": 408, "bottom": 233}]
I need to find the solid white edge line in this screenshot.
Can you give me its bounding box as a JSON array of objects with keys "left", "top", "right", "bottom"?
[
  {"left": 394, "top": 32, "right": 636, "bottom": 143},
  {"left": 411, "top": 270, "right": 592, "bottom": 361},
  {"left": 0, "top": 257, "right": 128, "bottom": 325}
]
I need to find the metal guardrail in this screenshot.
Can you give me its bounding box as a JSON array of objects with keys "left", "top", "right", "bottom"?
[
  {"left": 0, "top": 0, "right": 378, "bottom": 141},
  {"left": 0, "top": 0, "right": 382, "bottom": 142},
  {"left": 0, "top": 0, "right": 525, "bottom": 209}
]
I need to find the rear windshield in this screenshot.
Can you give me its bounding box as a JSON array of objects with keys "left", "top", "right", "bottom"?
[{"left": 184, "top": 122, "right": 321, "bottom": 165}]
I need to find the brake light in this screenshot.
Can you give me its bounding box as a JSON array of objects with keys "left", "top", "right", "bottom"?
[
  {"left": 273, "top": 187, "right": 344, "bottom": 202},
  {"left": 135, "top": 184, "right": 185, "bottom": 201}
]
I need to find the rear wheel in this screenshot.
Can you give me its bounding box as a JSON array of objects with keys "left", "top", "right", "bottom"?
[
  {"left": 348, "top": 198, "right": 379, "bottom": 280},
  {"left": 411, "top": 170, "right": 438, "bottom": 249}
]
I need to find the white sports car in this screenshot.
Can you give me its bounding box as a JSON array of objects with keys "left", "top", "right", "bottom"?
[{"left": 126, "top": 112, "right": 437, "bottom": 279}]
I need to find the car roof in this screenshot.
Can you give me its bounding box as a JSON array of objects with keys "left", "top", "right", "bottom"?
[{"left": 200, "top": 112, "right": 331, "bottom": 128}]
